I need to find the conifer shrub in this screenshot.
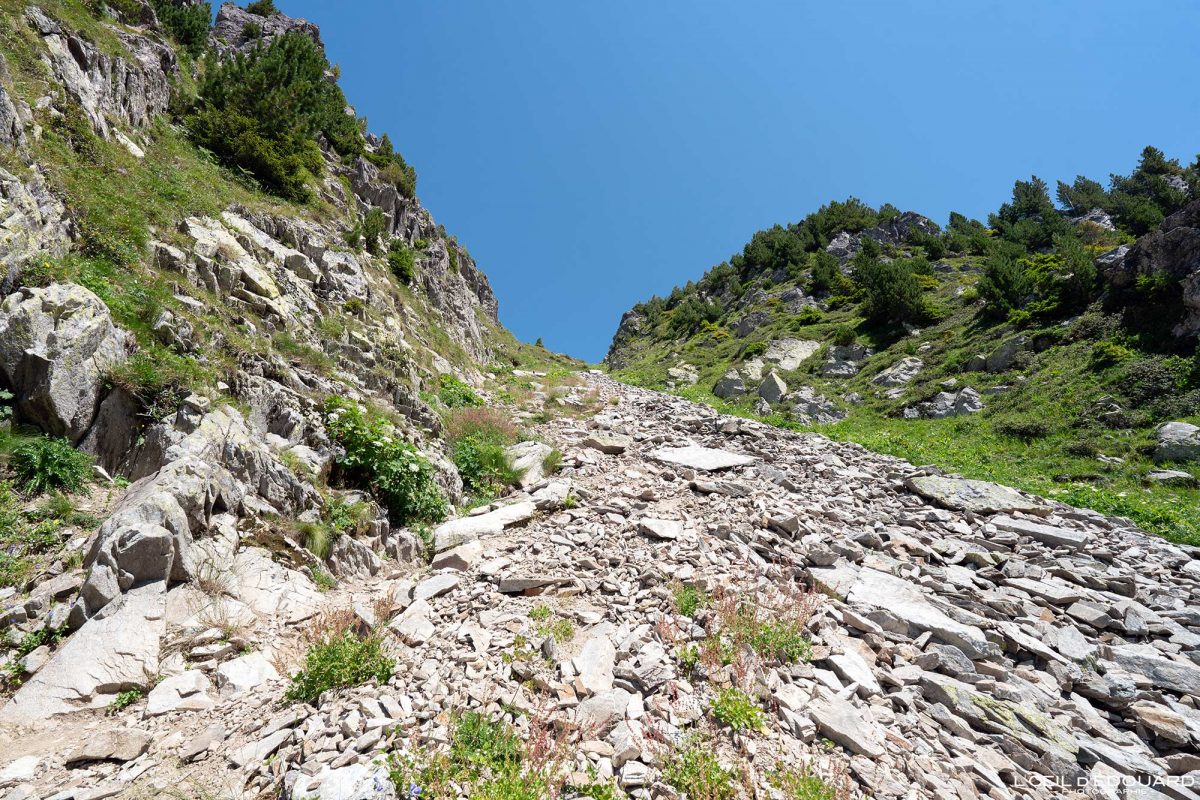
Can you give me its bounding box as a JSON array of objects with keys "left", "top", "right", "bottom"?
[
  {"left": 189, "top": 32, "right": 362, "bottom": 201},
  {"left": 150, "top": 0, "right": 212, "bottom": 56}
]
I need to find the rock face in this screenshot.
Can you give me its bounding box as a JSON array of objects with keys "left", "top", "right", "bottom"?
[
  {"left": 0, "top": 283, "right": 128, "bottom": 442},
  {"left": 825, "top": 211, "right": 939, "bottom": 263},
  {"left": 25, "top": 6, "right": 176, "bottom": 138},
  {"left": 0, "top": 168, "right": 69, "bottom": 293},
  {"left": 210, "top": 2, "right": 325, "bottom": 57},
  {"left": 80, "top": 401, "right": 318, "bottom": 619},
  {"left": 1104, "top": 199, "right": 1200, "bottom": 337}
]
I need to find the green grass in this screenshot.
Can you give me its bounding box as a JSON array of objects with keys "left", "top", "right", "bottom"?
[{"left": 609, "top": 261, "right": 1200, "bottom": 547}]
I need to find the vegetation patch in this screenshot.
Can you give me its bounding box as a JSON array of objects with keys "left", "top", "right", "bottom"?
[
  {"left": 388, "top": 711, "right": 559, "bottom": 800},
  {"left": 323, "top": 397, "right": 448, "bottom": 525},
  {"left": 662, "top": 737, "right": 738, "bottom": 800},
  {"left": 286, "top": 629, "right": 394, "bottom": 704},
  {"left": 11, "top": 437, "right": 92, "bottom": 495}
]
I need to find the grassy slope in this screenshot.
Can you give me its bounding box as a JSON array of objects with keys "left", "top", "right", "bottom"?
[{"left": 611, "top": 258, "right": 1200, "bottom": 546}]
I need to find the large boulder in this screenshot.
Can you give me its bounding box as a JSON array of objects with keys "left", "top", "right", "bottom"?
[
  {"left": 820, "top": 344, "right": 872, "bottom": 377},
  {"left": 712, "top": 369, "right": 746, "bottom": 399},
  {"left": 763, "top": 338, "right": 820, "bottom": 370},
  {"left": 0, "top": 283, "right": 128, "bottom": 442},
  {"left": 1104, "top": 199, "right": 1200, "bottom": 337},
  {"left": 758, "top": 371, "right": 788, "bottom": 404},
  {"left": 872, "top": 357, "right": 923, "bottom": 387},
  {"left": 1155, "top": 421, "right": 1200, "bottom": 463},
  {"left": 790, "top": 386, "right": 845, "bottom": 425},
  {"left": 907, "top": 387, "right": 984, "bottom": 419}
]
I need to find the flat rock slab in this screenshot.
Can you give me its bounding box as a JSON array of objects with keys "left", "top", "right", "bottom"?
[
  {"left": 648, "top": 445, "right": 756, "bottom": 472},
  {"left": 905, "top": 476, "right": 1051, "bottom": 516},
  {"left": 765, "top": 338, "right": 821, "bottom": 371},
  {"left": 809, "top": 698, "right": 885, "bottom": 758},
  {"left": 582, "top": 434, "right": 632, "bottom": 455},
  {"left": 64, "top": 729, "right": 152, "bottom": 765},
  {"left": 846, "top": 568, "right": 992, "bottom": 659},
  {"left": 1102, "top": 644, "right": 1200, "bottom": 696},
  {"left": 433, "top": 501, "right": 536, "bottom": 552},
  {"left": 497, "top": 574, "right": 571, "bottom": 594},
  {"left": 638, "top": 518, "right": 682, "bottom": 540},
  {"left": 0, "top": 584, "right": 165, "bottom": 725},
  {"left": 989, "top": 515, "right": 1090, "bottom": 550},
  {"left": 145, "top": 669, "right": 214, "bottom": 716}
]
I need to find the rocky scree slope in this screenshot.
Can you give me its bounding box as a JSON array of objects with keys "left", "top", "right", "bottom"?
[
  {"left": 606, "top": 171, "right": 1200, "bottom": 545},
  {"left": 2, "top": 373, "right": 1199, "bottom": 800}
]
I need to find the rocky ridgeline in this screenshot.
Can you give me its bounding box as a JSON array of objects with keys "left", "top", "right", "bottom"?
[{"left": 3, "top": 373, "right": 1199, "bottom": 799}]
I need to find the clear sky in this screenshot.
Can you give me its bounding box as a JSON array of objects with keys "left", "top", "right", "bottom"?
[{"left": 278, "top": 0, "right": 1200, "bottom": 363}]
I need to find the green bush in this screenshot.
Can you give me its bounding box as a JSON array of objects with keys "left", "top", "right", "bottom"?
[
  {"left": 388, "top": 240, "right": 416, "bottom": 284},
  {"left": 672, "top": 583, "right": 708, "bottom": 617},
  {"left": 150, "top": 0, "right": 211, "bottom": 56},
  {"left": 994, "top": 416, "right": 1053, "bottom": 441},
  {"left": 710, "top": 687, "right": 766, "bottom": 731},
  {"left": 742, "top": 341, "right": 767, "bottom": 359},
  {"left": 368, "top": 133, "right": 418, "bottom": 199},
  {"left": 438, "top": 374, "right": 483, "bottom": 408},
  {"left": 361, "top": 209, "right": 387, "bottom": 254},
  {"left": 662, "top": 738, "right": 737, "bottom": 800},
  {"left": 286, "top": 630, "right": 393, "bottom": 704},
  {"left": 323, "top": 397, "right": 447, "bottom": 525},
  {"left": 1090, "top": 341, "right": 1134, "bottom": 370},
  {"left": 189, "top": 32, "right": 362, "bottom": 201},
  {"left": 978, "top": 246, "right": 1031, "bottom": 320},
  {"left": 388, "top": 712, "right": 554, "bottom": 800},
  {"left": 808, "top": 250, "right": 852, "bottom": 296},
  {"left": 12, "top": 437, "right": 92, "bottom": 495},
  {"left": 793, "top": 305, "right": 824, "bottom": 325},
  {"left": 830, "top": 325, "right": 857, "bottom": 347}
]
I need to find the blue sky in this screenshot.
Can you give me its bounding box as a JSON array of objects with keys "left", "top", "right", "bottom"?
[{"left": 279, "top": 0, "right": 1200, "bottom": 362}]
